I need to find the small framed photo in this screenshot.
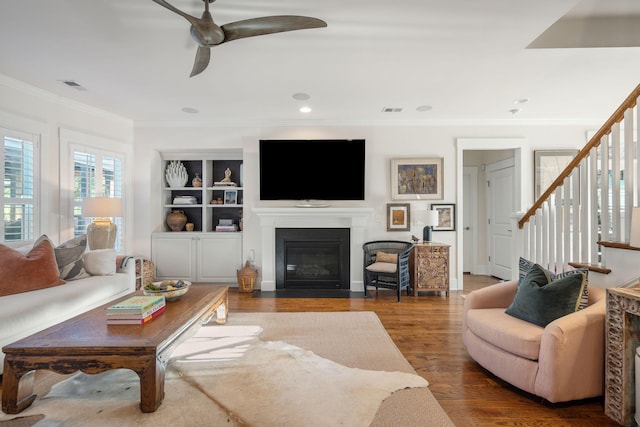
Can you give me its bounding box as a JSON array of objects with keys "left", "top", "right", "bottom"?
[
  {"left": 224, "top": 189, "right": 238, "bottom": 205},
  {"left": 391, "top": 157, "right": 443, "bottom": 200},
  {"left": 431, "top": 203, "right": 455, "bottom": 231},
  {"left": 386, "top": 203, "right": 411, "bottom": 231}
]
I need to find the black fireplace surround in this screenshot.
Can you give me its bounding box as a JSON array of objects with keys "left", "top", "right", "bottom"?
[{"left": 275, "top": 228, "right": 350, "bottom": 290}]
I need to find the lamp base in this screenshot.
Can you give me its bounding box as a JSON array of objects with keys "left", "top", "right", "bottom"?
[
  {"left": 87, "top": 219, "right": 117, "bottom": 250},
  {"left": 423, "top": 226, "right": 432, "bottom": 243}
]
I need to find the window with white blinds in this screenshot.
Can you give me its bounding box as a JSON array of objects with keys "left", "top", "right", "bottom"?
[
  {"left": 2, "top": 130, "right": 38, "bottom": 242},
  {"left": 73, "top": 149, "right": 123, "bottom": 251}
]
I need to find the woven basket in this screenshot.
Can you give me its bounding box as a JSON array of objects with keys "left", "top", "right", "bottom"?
[
  {"left": 136, "top": 259, "right": 155, "bottom": 290},
  {"left": 237, "top": 261, "right": 258, "bottom": 293}
]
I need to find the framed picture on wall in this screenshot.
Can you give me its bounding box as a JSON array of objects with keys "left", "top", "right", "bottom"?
[
  {"left": 386, "top": 203, "right": 411, "bottom": 231},
  {"left": 391, "top": 157, "right": 443, "bottom": 200},
  {"left": 534, "top": 149, "right": 578, "bottom": 200},
  {"left": 431, "top": 203, "right": 455, "bottom": 231}
]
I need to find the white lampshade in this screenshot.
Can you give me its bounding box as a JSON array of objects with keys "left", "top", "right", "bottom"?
[
  {"left": 630, "top": 207, "right": 640, "bottom": 248},
  {"left": 425, "top": 210, "right": 440, "bottom": 227},
  {"left": 82, "top": 197, "right": 123, "bottom": 250},
  {"left": 423, "top": 210, "right": 440, "bottom": 243},
  {"left": 81, "top": 197, "right": 123, "bottom": 218}
]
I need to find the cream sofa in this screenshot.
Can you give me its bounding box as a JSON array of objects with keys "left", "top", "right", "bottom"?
[
  {"left": 462, "top": 279, "right": 606, "bottom": 403},
  {"left": 0, "top": 241, "right": 135, "bottom": 375}
]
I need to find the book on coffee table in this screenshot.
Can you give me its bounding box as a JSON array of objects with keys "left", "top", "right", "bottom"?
[
  {"left": 107, "top": 295, "right": 165, "bottom": 315},
  {"left": 107, "top": 305, "right": 166, "bottom": 325},
  {"left": 107, "top": 300, "right": 166, "bottom": 319}
]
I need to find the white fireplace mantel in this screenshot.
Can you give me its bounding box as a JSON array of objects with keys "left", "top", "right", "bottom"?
[{"left": 252, "top": 207, "right": 374, "bottom": 292}]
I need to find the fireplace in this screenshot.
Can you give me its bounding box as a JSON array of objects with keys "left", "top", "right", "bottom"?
[
  {"left": 276, "top": 228, "right": 350, "bottom": 289},
  {"left": 253, "top": 207, "right": 373, "bottom": 292}
]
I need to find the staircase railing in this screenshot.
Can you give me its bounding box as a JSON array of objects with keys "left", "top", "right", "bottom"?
[{"left": 514, "top": 83, "right": 640, "bottom": 275}]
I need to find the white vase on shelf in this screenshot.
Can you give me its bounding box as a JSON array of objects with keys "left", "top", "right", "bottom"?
[{"left": 165, "top": 161, "right": 188, "bottom": 188}]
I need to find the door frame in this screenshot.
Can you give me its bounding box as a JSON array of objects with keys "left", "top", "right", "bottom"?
[
  {"left": 462, "top": 166, "right": 478, "bottom": 273},
  {"left": 456, "top": 138, "right": 530, "bottom": 288}
]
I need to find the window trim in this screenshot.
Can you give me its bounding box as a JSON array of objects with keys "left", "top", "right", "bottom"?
[
  {"left": 59, "top": 128, "right": 133, "bottom": 253},
  {"left": 1, "top": 126, "right": 40, "bottom": 242}
]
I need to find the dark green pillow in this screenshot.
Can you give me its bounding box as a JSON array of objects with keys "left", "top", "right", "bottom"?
[
  {"left": 518, "top": 257, "right": 589, "bottom": 310},
  {"left": 506, "top": 263, "right": 587, "bottom": 327}
]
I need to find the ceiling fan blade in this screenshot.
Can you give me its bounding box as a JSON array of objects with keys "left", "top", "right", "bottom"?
[
  {"left": 221, "top": 16, "right": 327, "bottom": 43},
  {"left": 151, "top": 0, "right": 201, "bottom": 28},
  {"left": 190, "top": 46, "right": 211, "bottom": 77}
]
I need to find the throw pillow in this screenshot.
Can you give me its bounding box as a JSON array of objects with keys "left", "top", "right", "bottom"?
[
  {"left": 518, "top": 257, "right": 589, "bottom": 310},
  {"left": 376, "top": 251, "right": 398, "bottom": 264},
  {"left": 506, "top": 263, "right": 587, "bottom": 327},
  {"left": 36, "top": 234, "right": 90, "bottom": 281},
  {"left": 0, "top": 239, "right": 65, "bottom": 297},
  {"left": 83, "top": 249, "right": 117, "bottom": 276}
]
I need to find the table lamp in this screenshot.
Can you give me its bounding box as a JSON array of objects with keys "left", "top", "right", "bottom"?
[
  {"left": 82, "top": 197, "right": 123, "bottom": 250},
  {"left": 423, "top": 210, "right": 439, "bottom": 243}
]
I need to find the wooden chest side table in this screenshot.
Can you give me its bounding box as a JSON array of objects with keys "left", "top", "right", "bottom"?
[{"left": 410, "top": 242, "right": 450, "bottom": 297}]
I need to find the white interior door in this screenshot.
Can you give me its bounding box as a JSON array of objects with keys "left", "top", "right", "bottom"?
[{"left": 487, "top": 158, "right": 515, "bottom": 280}]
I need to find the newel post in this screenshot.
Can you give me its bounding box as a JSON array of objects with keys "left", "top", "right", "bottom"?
[{"left": 510, "top": 212, "right": 525, "bottom": 281}]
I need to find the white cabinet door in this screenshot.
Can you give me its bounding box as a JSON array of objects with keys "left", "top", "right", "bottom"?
[
  {"left": 198, "top": 234, "right": 242, "bottom": 282},
  {"left": 152, "top": 234, "right": 196, "bottom": 280},
  {"left": 152, "top": 232, "right": 242, "bottom": 283}
]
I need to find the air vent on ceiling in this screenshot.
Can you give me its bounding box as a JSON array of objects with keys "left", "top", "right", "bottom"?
[
  {"left": 381, "top": 107, "right": 403, "bottom": 113},
  {"left": 59, "top": 80, "right": 87, "bottom": 91}
]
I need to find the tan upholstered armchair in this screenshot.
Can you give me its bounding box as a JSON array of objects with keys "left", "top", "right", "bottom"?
[
  {"left": 362, "top": 240, "right": 414, "bottom": 302},
  {"left": 462, "top": 279, "right": 606, "bottom": 403}
]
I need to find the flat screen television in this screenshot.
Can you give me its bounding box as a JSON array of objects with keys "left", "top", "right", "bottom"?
[{"left": 259, "top": 139, "right": 365, "bottom": 202}]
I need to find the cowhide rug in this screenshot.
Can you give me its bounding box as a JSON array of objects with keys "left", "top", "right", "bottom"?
[{"left": 0, "top": 324, "right": 428, "bottom": 426}]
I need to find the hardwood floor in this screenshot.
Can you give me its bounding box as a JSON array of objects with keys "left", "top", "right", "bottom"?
[
  {"left": 0, "top": 275, "right": 617, "bottom": 426},
  {"left": 228, "top": 274, "right": 617, "bottom": 427}
]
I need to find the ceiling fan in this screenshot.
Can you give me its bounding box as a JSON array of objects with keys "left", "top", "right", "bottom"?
[{"left": 151, "top": 0, "right": 327, "bottom": 77}]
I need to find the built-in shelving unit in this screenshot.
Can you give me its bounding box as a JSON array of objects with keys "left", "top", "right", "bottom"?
[
  {"left": 160, "top": 154, "right": 243, "bottom": 233},
  {"left": 152, "top": 150, "right": 243, "bottom": 283}
]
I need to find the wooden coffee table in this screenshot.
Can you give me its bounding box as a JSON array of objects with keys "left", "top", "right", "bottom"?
[{"left": 2, "top": 285, "right": 228, "bottom": 414}]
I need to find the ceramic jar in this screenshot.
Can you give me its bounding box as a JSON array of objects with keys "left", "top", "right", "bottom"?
[
  {"left": 167, "top": 210, "right": 188, "bottom": 232},
  {"left": 192, "top": 172, "right": 202, "bottom": 187}
]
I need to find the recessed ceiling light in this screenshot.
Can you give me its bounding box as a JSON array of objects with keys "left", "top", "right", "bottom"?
[
  {"left": 514, "top": 98, "right": 529, "bottom": 104},
  {"left": 509, "top": 108, "right": 521, "bottom": 115},
  {"left": 181, "top": 107, "right": 199, "bottom": 114},
  {"left": 293, "top": 93, "right": 310, "bottom": 101},
  {"left": 416, "top": 105, "right": 432, "bottom": 112},
  {"left": 299, "top": 106, "right": 312, "bottom": 113}
]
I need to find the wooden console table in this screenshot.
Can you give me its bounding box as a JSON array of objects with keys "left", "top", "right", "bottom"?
[
  {"left": 410, "top": 242, "right": 450, "bottom": 297},
  {"left": 2, "top": 285, "right": 228, "bottom": 414},
  {"left": 605, "top": 287, "right": 640, "bottom": 426}
]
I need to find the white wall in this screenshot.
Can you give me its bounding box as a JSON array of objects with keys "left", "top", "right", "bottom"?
[
  {"left": 0, "top": 75, "right": 133, "bottom": 246},
  {"left": 134, "top": 124, "right": 593, "bottom": 291},
  {"left": 1, "top": 75, "right": 602, "bottom": 290}
]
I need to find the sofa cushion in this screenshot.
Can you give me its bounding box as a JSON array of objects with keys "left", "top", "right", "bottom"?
[
  {"left": 0, "top": 239, "right": 65, "bottom": 297},
  {"left": 366, "top": 262, "right": 397, "bottom": 273},
  {"left": 507, "top": 263, "right": 586, "bottom": 327},
  {"left": 83, "top": 249, "right": 116, "bottom": 275},
  {"left": 465, "top": 308, "right": 544, "bottom": 360},
  {"left": 36, "top": 235, "right": 91, "bottom": 281},
  {"left": 518, "top": 257, "right": 589, "bottom": 310}
]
